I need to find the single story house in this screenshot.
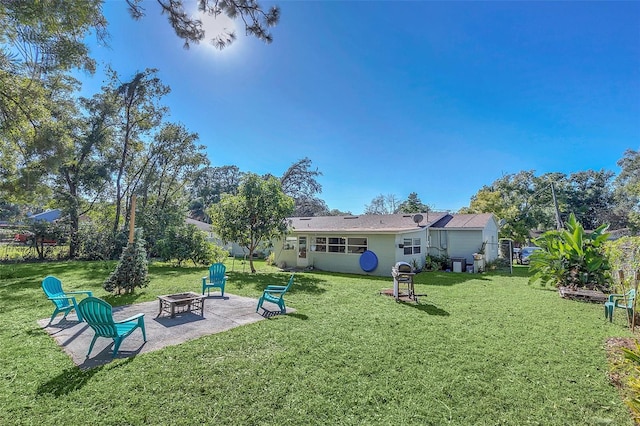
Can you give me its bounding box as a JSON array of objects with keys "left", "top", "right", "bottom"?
[{"left": 272, "top": 213, "right": 499, "bottom": 277}]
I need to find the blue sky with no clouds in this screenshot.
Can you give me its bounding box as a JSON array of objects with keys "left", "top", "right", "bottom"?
[{"left": 79, "top": 1, "right": 640, "bottom": 214}]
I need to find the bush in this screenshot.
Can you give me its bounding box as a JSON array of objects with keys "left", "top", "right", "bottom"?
[
  {"left": 78, "top": 221, "right": 128, "bottom": 261},
  {"left": 103, "top": 229, "right": 149, "bottom": 294},
  {"left": 605, "top": 236, "right": 640, "bottom": 290},
  {"left": 425, "top": 254, "right": 449, "bottom": 271},
  {"left": 156, "top": 223, "right": 228, "bottom": 266},
  {"left": 265, "top": 252, "right": 276, "bottom": 266}
]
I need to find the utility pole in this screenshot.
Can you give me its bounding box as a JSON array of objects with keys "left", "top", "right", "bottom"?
[{"left": 551, "top": 182, "right": 563, "bottom": 230}]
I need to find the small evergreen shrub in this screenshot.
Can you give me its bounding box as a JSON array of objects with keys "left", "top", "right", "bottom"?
[{"left": 103, "top": 229, "right": 149, "bottom": 294}]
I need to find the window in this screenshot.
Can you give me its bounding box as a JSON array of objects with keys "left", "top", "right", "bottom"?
[
  {"left": 403, "top": 238, "right": 421, "bottom": 255},
  {"left": 283, "top": 237, "right": 296, "bottom": 251},
  {"left": 314, "top": 237, "right": 327, "bottom": 252},
  {"left": 311, "top": 236, "right": 367, "bottom": 254},
  {"left": 347, "top": 237, "right": 368, "bottom": 254},
  {"left": 328, "top": 237, "right": 346, "bottom": 253}
]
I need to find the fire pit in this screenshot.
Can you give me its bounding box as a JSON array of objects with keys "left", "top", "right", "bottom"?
[{"left": 157, "top": 292, "right": 205, "bottom": 318}]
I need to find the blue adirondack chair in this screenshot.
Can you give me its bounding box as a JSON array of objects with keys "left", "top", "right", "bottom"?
[
  {"left": 256, "top": 274, "right": 295, "bottom": 314},
  {"left": 604, "top": 289, "right": 636, "bottom": 322},
  {"left": 42, "top": 275, "right": 93, "bottom": 324},
  {"left": 202, "top": 263, "right": 227, "bottom": 297},
  {"left": 77, "top": 297, "right": 147, "bottom": 358}
]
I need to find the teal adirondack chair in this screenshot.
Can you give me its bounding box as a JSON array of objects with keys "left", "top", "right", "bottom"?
[
  {"left": 42, "top": 275, "right": 93, "bottom": 324},
  {"left": 77, "top": 297, "right": 147, "bottom": 358},
  {"left": 604, "top": 289, "right": 636, "bottom": 322},
  {"left": 202, "top": 263, "right": 227, "bottom": 297},
  {"left": 256, "top": 274, "right": 294, "bottom": 314}
]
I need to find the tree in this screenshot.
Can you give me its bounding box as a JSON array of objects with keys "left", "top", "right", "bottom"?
[
  {"left": 280, "top": 157, "right": 325, "bottom": 217},
  {"left": 364, "top": 194, "right": 400, "bottom": 215},
  {"left": 189, "top": 165, "right": 243, "bottom": 221},
  {"left": 51, "top": 94, "right": 116, "bottom": 258},
  {"left": 134, "top": 123, "right": 207, "bottom": 254},
  {"left": 0, "top": 1, "right": 106, "bottom": 202},
  {"left": 327, "top": 208, "right": 353, "bottom": 216},
  {"left": 126, "top": 0, "right": 280, "bottom": 49},
  {"left": 209, "top": 173, "right": 294, "bottom": 273},
  {"left": 156, "top": 223, "right": 227, "bottom": 266},
  {"left": 615, "top": 149, "right": 640, "bottom": 232},
  {"left": 463, "top": 171, "right": 559, "bottom": 244},
  {"left": 397, "top": 192, "right": 430, "bottom": 214},
  {"left": 565, "top": 169, "right": 616, "bottom": 231},
  {"left": 103, "top": 68, "right": 169, "bottom": 234}
]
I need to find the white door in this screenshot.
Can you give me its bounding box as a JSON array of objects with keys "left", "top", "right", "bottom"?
[{"left": 297, "top": 236, "right": 308, "bottom": 268}]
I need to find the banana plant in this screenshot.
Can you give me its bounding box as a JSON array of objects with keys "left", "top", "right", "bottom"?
[{"left": 529, "top": 213, "right": 611, "bottom": 290}]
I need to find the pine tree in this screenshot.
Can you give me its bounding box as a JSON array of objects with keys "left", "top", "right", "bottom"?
[{"left": 103, "top": 229, "right": 149, "bottom": 294}]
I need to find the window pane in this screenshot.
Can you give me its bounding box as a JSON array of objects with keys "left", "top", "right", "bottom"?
[
  {"left": 403, "top": 238, "right": 412, "bottom": 246},
  {"left": 328, "top": 245, "right": 345, "bottom": 253},
  {"left": 348, "top": 237, "right": 367, "bottom": 246},
  {"left": 404, "top": 247, "right": 412, "bottom": 255},
  {"left": 413, "top": 238, "right": 421, "bottom": 246}
]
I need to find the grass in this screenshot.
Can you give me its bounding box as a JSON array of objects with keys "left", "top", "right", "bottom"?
[{"left": 0, "top": 260, "right": 636, "bottom": 425}]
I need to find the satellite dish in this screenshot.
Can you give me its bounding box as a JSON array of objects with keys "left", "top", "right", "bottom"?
[
  {"left": 413, "top": 214, "right": 424, "bottom": 225},
  {"left": 498, "top": 218, "right": 507, "bottom": 228}
]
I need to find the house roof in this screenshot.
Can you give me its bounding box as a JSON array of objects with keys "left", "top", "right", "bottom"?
[
  {"left": 430, "top": 213, "right": 495, "bottom": 229},
  {"left": 288, "top": 213, "right": 450, "bottom": 233},
  {"left": 28, "top": 209, "right": 62, "bottom": 222},
  {"left": 186, "top": 218, "right": 212, "bottom": 232}
]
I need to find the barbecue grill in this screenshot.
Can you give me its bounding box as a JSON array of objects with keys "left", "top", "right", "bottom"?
[{"left": 391, "top": 261, "right": 416, "bottom": 301}]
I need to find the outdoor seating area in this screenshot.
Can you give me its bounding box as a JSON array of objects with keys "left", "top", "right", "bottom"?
[{"left": 38, "top": 269, "right": 295, "bottom": 369}]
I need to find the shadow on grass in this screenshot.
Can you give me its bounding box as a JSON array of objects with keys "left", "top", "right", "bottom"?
[
  {"left": 413, "top": 271, "right": 492, "bottom": 286},
  {"left": 395, "top": 300, "right": 450, "bottom": 316},
  {"left": 230, "top": 272, "right": 327, "bottom": 295},
  {"left": 36, "top": 358, "right": 133, "bottom": 397}
]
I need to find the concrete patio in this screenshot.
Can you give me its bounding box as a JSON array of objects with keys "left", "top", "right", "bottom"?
[{"left": 38, "top": 293, "right": 292, "bottom": 370}]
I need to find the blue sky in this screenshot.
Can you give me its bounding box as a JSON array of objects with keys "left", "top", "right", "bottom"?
[{"left": 79, "top": 1, "right": 640, "bottom": 214}]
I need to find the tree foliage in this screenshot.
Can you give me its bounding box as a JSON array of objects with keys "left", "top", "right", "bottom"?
[
  {"left": 464, "top": 170, "right": 620, "bottom": 244},
  {"left": 280, "top": 157, "right": 325, "bottom": 217},
  {"left": 397, "top": 192, "right": 430, "bottom": 214},
  {"left": 615, "top": 149, "right": 640, "bottom": 232},
  {"left": 209, "top": 173, "right": 294, "bottom": 273},
  {"left": 364, "top": 194, "right": 399, "bottom": 215},
  {"left": 189, "top": 165, "right": 242, "bottom": 220},
  {"left": 156, "top": 223, "right": 227, "bottom": 266},
  {"left": 126, "top": 0, "right": 280, "bottom": 49}
]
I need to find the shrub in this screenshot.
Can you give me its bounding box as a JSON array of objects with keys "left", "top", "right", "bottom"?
[
  {"left": 621, "top": 343, "right": 640, "bottom": 423},
  {"left": 265, "top": 252, "right": 276, "bottom": 266},
  {"left": 156, "top": 223, "right": 228, "bottom": 266},
  {"left": 103, "top": 229, "right": 149, "bottom": 294},
  {"left": 605, "top": 236, "right": 640, "bottom": 285},
  {"left": 78, "top": 221, "right": 128, "bottom": 261},
  {"left": 425, "top": 254, "right": 449, "bottom": 271}
]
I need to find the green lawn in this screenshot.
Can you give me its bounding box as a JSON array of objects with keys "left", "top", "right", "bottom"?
[{"left": 0, "top": 260, "right": 635, "bottom": 425}]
